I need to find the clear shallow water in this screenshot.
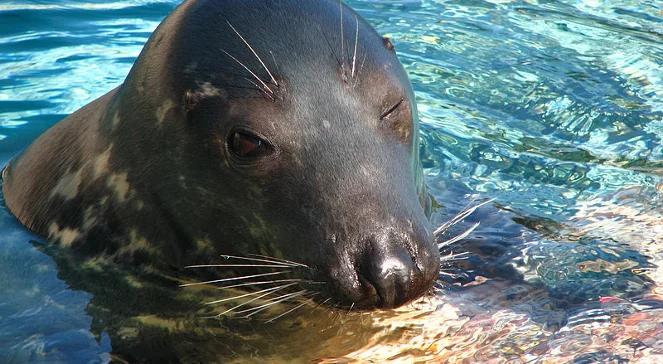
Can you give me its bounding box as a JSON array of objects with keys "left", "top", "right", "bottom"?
[{"left": 1, "top": 0, "right": 662, "bottom": 362}]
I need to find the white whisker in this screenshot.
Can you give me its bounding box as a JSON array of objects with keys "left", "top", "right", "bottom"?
[
  {"left": 351, "top": 16, "right": 359, "bottom": 78},
  {"left": 310, "top": 297, "right": 332, "bottom": 314},
  {"left": 220, "top": 49, "right": 273, "bottom": 94},
  {"left": 179, "top": 271, "right": 290, "bottom": 287},
  {"left": 205, "top": 282, "right": 298, "bottom": 305},
  {"left": 437, "top": 222, "right": 480, "bottom": 249},
  {"left": 217, "top": 283, "right": 297, "bottom": 316},
  {"left": 220, "top": 254, "right": 299, "bottom": 267},
  {"left": 439, "top": 271, "right": 468, "bottom": 279},
  {"left": 246, "top": 254, "right": 309, "bottom": 268},
  {"left": 236, "top": 290, "right": 307, "bottom": 317},
  {"left": 240, "top": 76, "right": 275, "bottom": 100},
  {"left": 265, "top": 301, "right": 309, "bottom": 323},
  {"left": 269, "top": 50, "right": 281, "bottom": 75},
  {"left": 185, "top": 264, "right": 293, "bottom": 269},
  {"left": 440, "top": 251, "right": 471, "bottom": 262},
  {"left": 354, "top": 52, "right": 367, "bottom": 87},
  {"left": 339, "top": 0, "right": 344, "bottom": 67},
  {"left": 225, "top": 20, "right": 279, "bottom": 87},
  {"left": 434, "top": 198, "right": 494, "bottom": 236},
  {"left": 215, "top": 279, "right": 306, "bottom": 290}
]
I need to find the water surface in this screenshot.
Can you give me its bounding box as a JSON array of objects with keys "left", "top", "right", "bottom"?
[{"left": 1, "top": 0, "right": 662, "bottom": 362}]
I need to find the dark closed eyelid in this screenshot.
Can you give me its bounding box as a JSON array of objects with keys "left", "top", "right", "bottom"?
[{"left": 380, "top": 98, "right": 404, "bottom": 120}]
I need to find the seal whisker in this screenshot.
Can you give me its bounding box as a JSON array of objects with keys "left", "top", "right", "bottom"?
[
  {"left": 265, "top": 300, "right": 310, "bottom": 323},
  {"left": 437, "top": 222, "right": 480, "bottom": 249},
  {"left": 205, "top": 282, "right": 299, "bottom": 305},
  {"left": 339, "top": 0, "right": 344, "bottom": 65},
  {"left": 269, "top": 50, "right": 281, "bottom": 78},
  {"left": 217, "top": 283, "right": 299, "bottom": 316},
  {"left": 319, "top": 28, "right": 343, "bottom": 69},
  {"left": 220, "top": 48, "right": 273, "bottom": 94},
  {"left": 345, "top": 302, "right": 355, "bottom": 321},
  {"left": 354, "top": 52, "right": 367, "bottom": 88},
  {"left": 351, "top": 15, "right": 359, "bottom": 79},
  {"left": 434, "top": 198, "right": 494, "bottom": 236},
  {"left": 440, "top": 251, "right": 471, "bottom": 262},
  {"left": 179, "top": 271, "right": 290, "bottom": 287},
  {"left": 261, "top": 289, "right": 307, "bottom": 304},
  {"left": 240, "top": 76, "right": 275, "bottom": 101},
  {"left": 225, "top": 20, "right": 279, "bottom": 87},
  {"left": 215, "top": 279, "right": 308, "bottom": 290},
  {"left": 439, "top": 271, "right": 469, "bottom": 279},
  {"left": 246, "top": 253, "right": 309, "bottom": 268},
  {"left": 220, "top": 254, "right": 300, "bottom": 267},
  {"left": 309, "top": 297, "right": 332, "bottom": 314},
  {"left": 235, "top": 290, "right": 308, "bottom": 318},
  {"left": 185, "top": 264, "right": 293, "bottom": 269}
]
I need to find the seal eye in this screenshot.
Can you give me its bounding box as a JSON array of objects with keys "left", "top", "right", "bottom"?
[{"left": 228, "top": 130, "right": 273, "bottom": 159}]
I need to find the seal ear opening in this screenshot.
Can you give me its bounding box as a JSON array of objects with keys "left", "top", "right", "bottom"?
[
  {"left": 184, "top": 89, "right": 202, "bottom": 113},
  {"left": 382, "top": 37, "right": 395, "bottom": 51}
]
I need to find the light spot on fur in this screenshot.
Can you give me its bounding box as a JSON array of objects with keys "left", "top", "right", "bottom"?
[
  {"left": 82, "top": 206, "right": 98, "bottom": 231},
  {"left": 111, "top": 111, "right": 121, "bottom": 129},
  {"left": 124, "top": 275, "right": 144, "bottom": 288},
  {"left": 107, "top": 172, "right": 131, "bottom": 202},
  {"left": 93, "top": 146, "right": 112, "bottom": 179},
  {"left": 195, "top": 238, "right": 216, "bottom": 256},
  {"left": 48, "top": 222, "right": 80, "bottom": 247},
  {"left": 130, "top": 229, "right": 149, "bottom": 248},
  {"left": 50, "top": 168, "right": 83, "bottom": 201},
  {"left": 156, "top": 99, "right": 176, "bottom": 124},
  {"left": 178, "top": 175, "right": 188, "bottom": 189},
  {"left": 116, "top": 229, "right": 156, "bottom": 257},
  {"left": 82, "top": 255, "right": 114, "bottom": 271},
  {"left": 198, "top": 82, "right": 221, "bottom": 97}
]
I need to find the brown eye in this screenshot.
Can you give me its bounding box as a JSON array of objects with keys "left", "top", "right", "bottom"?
[{"left": 228, "top": 130, "right": 273, "bottom": 159}]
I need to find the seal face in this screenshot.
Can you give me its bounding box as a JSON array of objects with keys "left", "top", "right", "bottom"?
[{"left": 2, "top": 0, "right": 439, "bottom": 309}]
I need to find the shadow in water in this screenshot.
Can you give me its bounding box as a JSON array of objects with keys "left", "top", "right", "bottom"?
[
  {"left": 433, "top": 180, "right": 659, "bottom": 333},
  {"left": 37, "top": 241, "right": 389, "bottom": 363}
]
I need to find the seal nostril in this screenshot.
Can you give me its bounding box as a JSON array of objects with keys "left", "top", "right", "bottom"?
[
  {"left": 358, "top": 266, "right": 397, "bottom": 308},
  {"left": 356, "top": 269, "right": 381, "bottom": 306},
  {"left": 357, "top": 248, "right": 414, "bottom": 308}
]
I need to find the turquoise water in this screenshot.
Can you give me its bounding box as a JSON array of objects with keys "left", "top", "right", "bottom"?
[{"left": 1, "top": 0, "right": 662, "bottom": 362}]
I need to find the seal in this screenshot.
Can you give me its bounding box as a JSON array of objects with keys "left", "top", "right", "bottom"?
[{"left": 1, "top": 0, "right": 439, "bottom": 309}]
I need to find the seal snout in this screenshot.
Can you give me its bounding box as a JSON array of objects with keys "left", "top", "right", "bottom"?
[
  {"left": 358, "top": 246, "right": 414, "bottom": 308},
  {"left": 341, "top": 230, "right": 440, "bottom": 310}
]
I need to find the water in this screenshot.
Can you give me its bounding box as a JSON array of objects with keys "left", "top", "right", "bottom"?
[{"left": 0, "top": 0, "right": 662, "bottom": 362}]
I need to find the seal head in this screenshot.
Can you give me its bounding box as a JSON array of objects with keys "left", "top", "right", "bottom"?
[{"left": 2, "top": 0, "right": 438, "bottom": 309}]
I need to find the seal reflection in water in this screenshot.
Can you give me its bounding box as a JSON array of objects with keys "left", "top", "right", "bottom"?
[{"left": 2, "top": 0, "right": 439, "bottom": 313}]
